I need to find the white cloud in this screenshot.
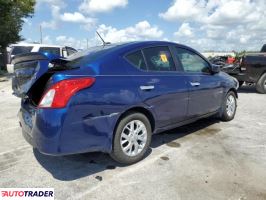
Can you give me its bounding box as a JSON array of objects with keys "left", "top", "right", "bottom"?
[
  {"left": 96, "top": 21, "right": 163, "bottom": 43},
  {"left": 55, "top": 35, "right": 97, "bottom": 49},
  {"left": 174, "top": 23, "right": 194, "bottom": 38},
  {"left": 206, "top": 0, "right": 260, "bottom": 25},
  {"left": 43, "top": 35, "right": 52, "bottom": 44},
  {"left": 60, "top": 12, "right": 94, "bottom": 23},
  {"left": 161, "top": 0, "right": 266, "bottom": 51},
  {"left": 159, "top": 0, "right": 206, "bottom": 21},
  {"left": 79, "top": 0, "right": 128, "bottom": 14},
  {"left": 60, "top": 12, "right": 97, "bottom": 30},
  {"left": 40, "top": 5, "right": 61, "bottom": 29}
]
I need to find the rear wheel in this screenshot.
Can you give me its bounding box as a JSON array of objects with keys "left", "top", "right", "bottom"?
[
  {"left": 256, "top": 73, "right": 266, "bottom": 94},
  {"left": 220, "top": 91, "right": 237, "bottom": 121},
  {"left": 110, "top": 112, "right": 152, "bottom": 164}
]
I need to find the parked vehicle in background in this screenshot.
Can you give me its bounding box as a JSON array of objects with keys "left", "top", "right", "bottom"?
[
  {"left": 7, "top": 43, "right": 77, "bottom": 73},
  {"left": 12, "top": 41, "right": 238, "bottom": 164},
  {"left": 209, "top": 55, "right": 237, "bottom": 67},
  {"left": 221, "top": 44, "right": 266, "bottom": 93},
  {"left": 261, "top": 44, "right": 266, "bottom": 53}
]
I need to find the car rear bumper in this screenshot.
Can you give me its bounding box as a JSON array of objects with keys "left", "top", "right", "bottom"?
[
  {"left": 7, "top": 64, "right": 14, "bottom": 73},
  {"left": 19, "top": 102, "right": 120, "bottom": 155}
]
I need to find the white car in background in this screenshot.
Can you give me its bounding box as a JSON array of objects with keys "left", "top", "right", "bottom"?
[{"left": 7, "top": 43, "right": 77, "bottom": 73}]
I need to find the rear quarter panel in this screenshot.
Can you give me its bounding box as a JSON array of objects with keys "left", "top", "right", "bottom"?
[{"left": 54, "top": 54, "right": 145, "bottom": 153}]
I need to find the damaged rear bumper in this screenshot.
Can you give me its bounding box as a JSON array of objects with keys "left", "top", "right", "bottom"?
[{"left": 19, "top": 101, "right": 120, "bottom": 155}]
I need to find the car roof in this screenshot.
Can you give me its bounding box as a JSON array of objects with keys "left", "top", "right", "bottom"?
[
  {"left": 10, "top": 43, "right": 66, "bottom": 48},
  {"left": 68, "top": 41, "right": 198, "bottom": 62},
  {"left": 102, "top": 41, "right": 195, "bottom": 53}
]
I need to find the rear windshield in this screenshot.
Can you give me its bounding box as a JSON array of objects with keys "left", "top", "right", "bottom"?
[
  {"left": 65, "top": 44, "right": 119, "bottom": 68},
  {"left": 11, "top": 46, "right": 33, "bottom": 55}
]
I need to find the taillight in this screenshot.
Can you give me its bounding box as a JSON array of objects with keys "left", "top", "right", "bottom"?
[{"left": 38, "top": 77, "right": 95, "bottom": 108}]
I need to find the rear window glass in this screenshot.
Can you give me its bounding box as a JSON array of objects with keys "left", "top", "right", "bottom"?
[
  {"left": 11, "top": 46, "right": 33, "bottom": 55},
  {"left": 65, "top": 45, "right": 120, "bottom": 68},
  {"left": 39, "top": 47, "right": 60, "bottom": 56},
  {"left": 125, "top": 51, "right": 146, "bottom": 70},
  {"left": 143, "top": 46, "right": 176, "bottom": 71}
]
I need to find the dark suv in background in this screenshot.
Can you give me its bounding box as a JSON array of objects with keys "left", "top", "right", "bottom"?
[{"left": 222, "top": 44, "right": 266, "bottom": 93}]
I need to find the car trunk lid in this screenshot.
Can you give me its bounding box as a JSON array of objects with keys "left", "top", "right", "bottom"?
[
  {"left": 12, "top": 52, "right": 73, "bottom": 100},
  {"left": 12, "top": 52, "right": 52, "bottom": 98}
]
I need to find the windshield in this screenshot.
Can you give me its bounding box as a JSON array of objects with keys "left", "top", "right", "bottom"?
[{"left": 11, "top": 46, "right": 33, "bottom": 55}]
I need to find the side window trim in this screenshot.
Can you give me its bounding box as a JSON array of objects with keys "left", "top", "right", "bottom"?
[
  {"left": 169, "top": 45, "right": 183, "bottom": 72},
  {"left": 175, "top": 46, "right": 212, "bottom": 74},
  {"left": 140, "top": 49, "right": 148, "bottom": 71}
]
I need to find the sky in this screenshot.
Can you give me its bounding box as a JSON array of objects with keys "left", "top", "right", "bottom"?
[{"left": 20, "top": 0, "right": 266, "bottom": 52}]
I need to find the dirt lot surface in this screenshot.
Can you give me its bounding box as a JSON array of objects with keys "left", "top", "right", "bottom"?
[{"left": 0, "top": 78, "right": 266, "bottom": 200}]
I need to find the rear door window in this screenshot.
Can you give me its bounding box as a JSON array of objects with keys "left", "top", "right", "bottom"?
[
  {"left": 39, "top": 47, "right": 61, "bottom": 56},
  {"left": 143, "top": 46, "right": 176, "bottom": 71},
  {"left": 125, "top": 50, "right": 147, "bottom": 70},
  {"left": 11, "top": 46, "right": 33, "bottom": 55}
]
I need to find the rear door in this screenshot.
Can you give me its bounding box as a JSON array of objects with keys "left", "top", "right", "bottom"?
[
  {"left": 125, "top": 46, "right": 189, "bottom": 128},
  {"left": 173, "top": 47, "right": 223, "bottom": 118}
]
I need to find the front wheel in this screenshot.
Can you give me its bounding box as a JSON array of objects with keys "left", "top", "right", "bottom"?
[
  {"left": 110, "top": 112, "right": 152, "bottom": 164},
  {"left": 256, "top": 73, "right": 266, "bottom": 94},
  {"left": 220, "top": 91, "right": 237, "bottom": 121}
]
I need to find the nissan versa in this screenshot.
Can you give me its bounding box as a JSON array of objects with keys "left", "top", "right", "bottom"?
[{"left": 13, "top": 41, "right": 238, "bottom": 164}]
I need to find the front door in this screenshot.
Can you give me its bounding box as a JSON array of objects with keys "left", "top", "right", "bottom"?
[{"left": 173, "top": 47, "right": 223, "bottom": 118}]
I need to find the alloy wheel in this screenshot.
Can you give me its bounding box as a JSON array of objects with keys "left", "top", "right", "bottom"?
[
  {"left": 120, "top": 120, "right": 147, "bottom": 157},
  {"left": 226, "top": 95, "right": 236, "bottom": 117}
]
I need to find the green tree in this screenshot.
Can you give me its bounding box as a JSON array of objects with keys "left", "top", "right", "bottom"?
[{"left": 0, "top": 0, "right": 35, "bottom": 70}]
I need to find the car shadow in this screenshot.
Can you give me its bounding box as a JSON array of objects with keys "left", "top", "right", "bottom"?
[{"left": 34, "top": 118, "right": 219, "bottom": 181}]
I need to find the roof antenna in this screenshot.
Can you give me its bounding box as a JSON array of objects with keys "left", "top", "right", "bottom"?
[{"left": 96, "top": 31, "right": 111, "bottom": 46}]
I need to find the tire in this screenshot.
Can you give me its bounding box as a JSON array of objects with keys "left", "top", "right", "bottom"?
[
  {"left": 110, "top": 112, "right": 152, "bottom": 164},
  {"left": 220, "top": 91, "right": 237, "bottom": 121},
  {"left": 256, "top": 73, "right": 266, "bottom": 94}
]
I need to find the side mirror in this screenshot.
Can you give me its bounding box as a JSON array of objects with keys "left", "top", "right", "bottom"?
[{"left": 211, "top": 64, "right": 220, "bottom": 74}]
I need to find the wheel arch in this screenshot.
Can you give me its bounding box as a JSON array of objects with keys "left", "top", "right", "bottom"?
[
  {"left": 115, "top": 106, "right": 156, "bottom": 133},
  {"left": 111, "top": 106, "right": 155, "bottom": 151},
  {"left": 228, "top": 88, "right": 238, "bottom": 98}
]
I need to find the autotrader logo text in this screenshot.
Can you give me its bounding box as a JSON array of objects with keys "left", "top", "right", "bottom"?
[{"left": 0, "top": 188, "right": 54, "bottom": 200}]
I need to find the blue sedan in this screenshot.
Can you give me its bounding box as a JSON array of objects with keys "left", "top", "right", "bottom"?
[{"left": 13, "top": 41, "right": 238, "bottom": 164}]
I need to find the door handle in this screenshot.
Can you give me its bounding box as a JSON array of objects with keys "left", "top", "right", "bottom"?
[
  {"left": 140, "top": 85, "right": 154, "bottom": 91},
  {"left": 190, "top": 82, "right": 200, "bottom": 87}
]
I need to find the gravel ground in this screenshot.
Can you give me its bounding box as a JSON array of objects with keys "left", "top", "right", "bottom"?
[{"left": 0, "top": 78, "right": 266, "bottom": 200}]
